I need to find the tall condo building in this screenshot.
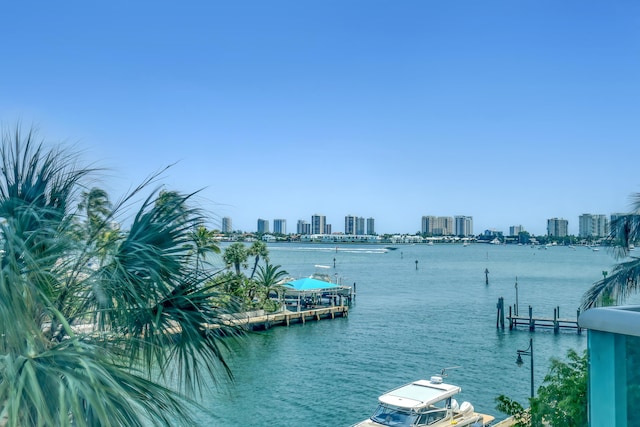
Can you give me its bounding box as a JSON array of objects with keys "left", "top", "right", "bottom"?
[
  {"left": 273, "top": 219, "right": 286, "bottom": 234},
  {"left": 221, "top": 217, "right": 232, "bottom": 233},
  {"left": 547, "top": 218, "right": 568, "bottom": 237},
  {"left": 454, "top": 216, "right": 473, "bottom": 237},
  {"left": 366, "top": 217, "right": 375, "bottom": 235},
  {"left": 579, "top": 214, "right": 609, "bottom": 238},
  {"left": 297, "top": 220, "right": 311, "bottom": 235},
  {"left": 344, "top": 215, "right": 357, "bottom": 235},
  {"left": 345, "top": 215, "right": 369, "bottom": 235},
  {"left": 509, "top": 225, "right": 525, "bottom": 236},
  {"left": 311, "top": 214, "right": 326, "bottom": 235},
  {"left": 421, "top": 216, "right": 454, "bottom": 236},
  {"left": 257, "top": 218, "right": 269, "bottom": 234}
]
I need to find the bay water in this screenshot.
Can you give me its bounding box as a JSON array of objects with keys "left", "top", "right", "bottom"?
[{"left": 197, "top": 242, "right": 629, "bottom": 426}]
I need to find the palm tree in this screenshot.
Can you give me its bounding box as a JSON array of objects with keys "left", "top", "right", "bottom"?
[
  {"left": 254, "top": 262, "right": 289, "bottom": 308},
  {"left": 190, "top": 225, "right": 221, "bottom": 271},
  {"left": 581, "top": 192, "right": 640, "bottom": 309},
  {"left": 223, "top": 242, "right": 248, "bottom": 275},
  {"left": 76, "top": 187, "right": 121, "bottom": 264},
  {"left": 247, "top": 240, "right": 269, "bottom": 279},
  {"left": 0, "top": 125, "right": 243, "bottom": 426},
  {"left": 78, "top": 187, "right": 112, "bottom": 236}
]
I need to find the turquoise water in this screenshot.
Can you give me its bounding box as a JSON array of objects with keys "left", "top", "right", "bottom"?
[{"left": 198, "top": 243, "right": 628, "bottom": 426}]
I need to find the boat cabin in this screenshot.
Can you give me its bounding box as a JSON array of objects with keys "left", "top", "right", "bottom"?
[{"left": 360, "top": 377, "right": 487, "bottom": 427}]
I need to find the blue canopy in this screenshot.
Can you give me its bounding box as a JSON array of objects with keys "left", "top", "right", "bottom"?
[{"left": 283, "top": 278, "right": 340, "bottom": 291}]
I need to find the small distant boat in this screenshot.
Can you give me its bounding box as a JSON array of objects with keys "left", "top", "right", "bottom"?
[
  {"left": 592, "top": 247, "right": 600, "bottom": 252},
  {"left": 352, "top": 375, "right": 494, "bottom": 427}
]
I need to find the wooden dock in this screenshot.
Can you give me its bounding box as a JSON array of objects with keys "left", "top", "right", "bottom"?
[
  {"left": 223, "top": 305, "right": 349, "bottom": 331},
  {"left": 496, "top": 297, "right": 582, "bottom": 334}
]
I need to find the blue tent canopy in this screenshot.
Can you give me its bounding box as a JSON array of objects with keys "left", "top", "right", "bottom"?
[{"left": 283, "top": 278, "right": 340, "bottom": 291}]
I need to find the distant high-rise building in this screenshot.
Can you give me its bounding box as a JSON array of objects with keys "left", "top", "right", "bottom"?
[
  {"left": 547, "top": 218, "right": 568, "bottom": 237},
  {"left": 367, "top": 217, "right": 375, "bottom": 235},
  {"left": 454, "top": 216, "right": 473, "bottom": 237},
  {"left": 579, "top": 214, "right": 609, "bottom": 238},
  {"left": 509, "top": 225, "right": 525, "bottom": 236},
  {"left": 324, "top": 223, "right": 332, "bottom": 234},
  {"left": 311, "top": 214, "right": 326, "bottom": 235},
  {"left": 344, "top": 215, "right": 357, "bottom": 235},
  {"left": 257, "top": 218, "right": 269, "bottom": 234},
  {"left": 346, "top": 215, "right": 372, "bottom": 235},
  {"left": 422, "top": 216, "right": 454, "bottom": 236},
  {"left": 273, "top": 219, "right": 286, "bottom": 234},
  {"left": 221, "top": 217, "right": 232, "bottom": 233},
  {"left": 297, "top": 219, "right": 311, "bottom": 235}
]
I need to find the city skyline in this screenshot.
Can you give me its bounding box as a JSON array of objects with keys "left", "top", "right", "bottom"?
[
  {"left": 228, "top": 211, "right": 622, "bottom": 237},
  {"left": 1, "top": 2, "right": 639, "bottom": 237}
]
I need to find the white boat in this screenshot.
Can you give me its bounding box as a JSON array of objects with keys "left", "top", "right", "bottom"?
[{"left": 353, "top": 375, "right": 494, "bottom": 427}]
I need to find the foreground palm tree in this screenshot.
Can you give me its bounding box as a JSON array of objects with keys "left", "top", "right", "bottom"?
[
  {"left": 582, "top": 192, "right": 640, "bottom": 309},
  {"left": 0, "top": 126, "right": 243, "bottom": 426}
]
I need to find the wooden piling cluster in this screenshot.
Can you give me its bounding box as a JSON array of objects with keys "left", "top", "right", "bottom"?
[{"left": 496, "top": 297, "right": 582, "bottom": 334}]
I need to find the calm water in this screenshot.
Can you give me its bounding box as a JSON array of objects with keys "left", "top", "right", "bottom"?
[{"left": 195, "top": 243, "right": 630, "bottom": 426}]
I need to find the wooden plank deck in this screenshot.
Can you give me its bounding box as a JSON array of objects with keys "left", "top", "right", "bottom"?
[
  {"left": 496, "top": 297, "right": 582, "bottom": 334},
  {"left": 224, "top": 306, "right": 349, "bottom": 331}
]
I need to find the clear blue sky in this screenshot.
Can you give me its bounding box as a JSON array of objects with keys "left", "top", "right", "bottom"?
[{"left": 2, "top": 1, "right": 639, "bottom": 235}]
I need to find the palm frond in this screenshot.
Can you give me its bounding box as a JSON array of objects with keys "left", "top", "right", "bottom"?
[
  {"left": 581, "top": 256, "right": 640, "bottom": 309},
  {"left": 0, "top": 339, "right": 201, "bottom": 427},
  {"left": 0, "top": 125, "right": 244, "bottom": 425}
]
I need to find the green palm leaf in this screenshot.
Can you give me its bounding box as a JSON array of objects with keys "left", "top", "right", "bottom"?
[{"left": 0, "top": 124, "right": 244, "bottom": 426}]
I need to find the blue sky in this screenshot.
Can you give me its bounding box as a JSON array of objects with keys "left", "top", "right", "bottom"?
[{"left": 1, "top": 1, "right": 639, "bottom": 235}]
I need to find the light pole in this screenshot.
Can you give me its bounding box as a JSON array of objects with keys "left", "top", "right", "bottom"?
[{"left": 516, "top": 338, "right": 534, "bottom": 399}]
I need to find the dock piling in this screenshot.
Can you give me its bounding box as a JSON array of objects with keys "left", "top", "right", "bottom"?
[
  {"left": 496, "top": 297, "right": 505, "bottom": 329},
  {"left": 529, "top": 306, "right": 534, "bottom": 331}
]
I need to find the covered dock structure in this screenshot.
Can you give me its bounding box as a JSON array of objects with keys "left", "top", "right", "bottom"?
[{"left": 279, "top": 277, "right": 353, "bottom": 311}]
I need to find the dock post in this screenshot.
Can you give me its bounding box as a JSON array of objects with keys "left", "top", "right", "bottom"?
[
  {"left": 496, "top": 298, "right": 504, "bottom": 329},
  {"left": 528, "top": 305, "right": 535, "bottom": 331},
  {"left": 509, "top": 305, "right": 513, "bottom": 330},
  {"left": 577, "top": 308, "right": 582, "bottom": 335},
  {"left": 553, "top": 307, "right": 559, "bottom": 333}
]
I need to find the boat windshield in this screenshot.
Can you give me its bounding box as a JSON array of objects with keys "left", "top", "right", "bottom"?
[{"left": 370, "top": 405, "right": 418, "bottom": 427}]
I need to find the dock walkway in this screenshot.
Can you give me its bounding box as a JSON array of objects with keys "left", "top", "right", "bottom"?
[
  {"left": 496, "top": 297, "right": 582, "bottom": 334},
  {"left": 223, "top": 305, "right": 349, "bottom": 331}
]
